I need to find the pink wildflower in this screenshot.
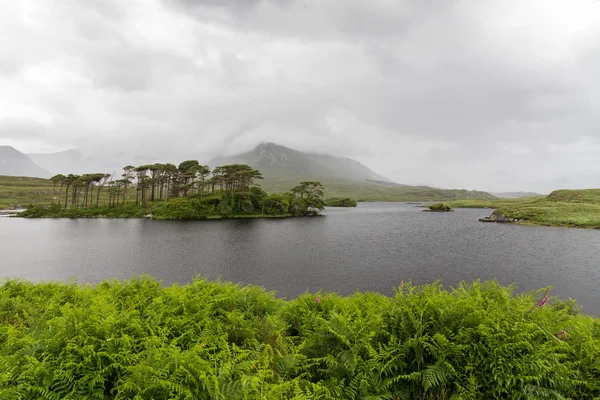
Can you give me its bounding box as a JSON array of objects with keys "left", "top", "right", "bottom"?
[
  {"left": 538, "top": 288, "right": 550, "bottom": 307},
  {"left": 316, "top": 296, "right": 321, "bottom": 305}
]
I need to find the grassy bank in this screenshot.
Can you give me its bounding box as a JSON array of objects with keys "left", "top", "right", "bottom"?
[
  {"left": 0, "top": 277, "right": 598, "bottom": 399},
  {"left": 448, "top": 190, "right": 600, "bottom": 228},
  {"left": 445, "top": 197, "right": 541, "bottom": 209}
]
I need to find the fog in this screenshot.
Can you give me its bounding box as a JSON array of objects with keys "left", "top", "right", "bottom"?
[{"left": 1, "top": 0, "right": 599, "bottom": 192}]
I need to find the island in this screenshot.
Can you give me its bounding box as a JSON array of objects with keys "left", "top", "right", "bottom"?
[
  {"left": 425, "top": 203, "right": 453, "bottom": 212},
  {"left": 19, "top": 162, "right": 327, "bottom": 219},
  {"left": 324, "top": 197, "right": 358, "bottom": 207}
]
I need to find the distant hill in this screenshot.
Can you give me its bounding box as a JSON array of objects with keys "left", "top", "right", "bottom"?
[
  {"left": 491, "top": 191, "right": 545, "bottom": 198},
  {"left": 27, "top": 149, "right": 85, "bottom": 175},
  {"left": 211, "top": 143, "right": 495, "bottom": 201},
  {"left": 0, "top": 146, "right": 51, "bottom": 178}
]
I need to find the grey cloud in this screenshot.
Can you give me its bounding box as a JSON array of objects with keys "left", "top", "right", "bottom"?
[
  {"left": 0, "top": 118, "right": 47, "bottom": 140},
  {"left": 1, "top": 0, "right": 600, "bottom": 191}
]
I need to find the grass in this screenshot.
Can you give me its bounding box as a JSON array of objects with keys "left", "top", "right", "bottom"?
[
  {"left": 492, "top": 189, "right": 600, "bottom": 228},
  {"left": 0, "top": 176, "right": 54, "bottom": 209},
  {"left": 447, "top": 189, "right": 600, "bottom": 229},
  {"left": 445, "top": 197, "right": 542, "bottom": 209},
  {"left": 0, "top": 277, "right": 598, "bottom": 399}
]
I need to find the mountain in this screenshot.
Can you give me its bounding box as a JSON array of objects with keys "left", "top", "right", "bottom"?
[
  {"left": 211, "top": 142, "right": 391, "bottom": 182},
  {"left": 27, "top": 149, "right": 85, "bottom": 175},
  {"left": 0, "top": 146, "right": 51, "bottom": 178},
  {"left": 491, "top": 191, "right": 545, "bottom": 198},
  {"left": 211, "top": 143, "right": 495, "bottom": 201}
]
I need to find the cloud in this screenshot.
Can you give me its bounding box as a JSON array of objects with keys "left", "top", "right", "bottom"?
[
  {"left": 1, "top": 0, "right": 600, "bottom": 191},
  {"left": 0, "top": 117, "right": 47, "bottom": 140}
]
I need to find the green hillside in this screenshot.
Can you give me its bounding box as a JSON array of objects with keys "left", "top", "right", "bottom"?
[{"left": 258, "top": 177, "right": 494, "bottom": 202}]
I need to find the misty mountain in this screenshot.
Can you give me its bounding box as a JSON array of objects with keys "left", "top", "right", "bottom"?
[
  {"left": 27, "top": 149, "right": 86, "bottom": 175},
  {"left": 0, "top": 146, "right": 51, "bottom": 178},
  {"left": 211, "top": 143, "right": 494, "bottom": 201},
  {"left": 211, "top": 142, "right": 391, "bottom": 183},
  {"left": 491, "top": 192, "right": 545, "bottom": 198}
]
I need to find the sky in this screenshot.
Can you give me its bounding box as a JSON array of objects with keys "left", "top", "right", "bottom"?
[{"left": 0, "top": 0, "right": 599, "bottom": 192}]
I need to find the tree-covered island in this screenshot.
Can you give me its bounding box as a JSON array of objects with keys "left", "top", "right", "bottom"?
[{"left": 21, "top": 162, "right": 326, "bottom": 219}]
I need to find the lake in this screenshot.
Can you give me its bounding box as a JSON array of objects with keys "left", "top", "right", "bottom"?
[{"left": 1, "top": 203, "right": 599, "bottom": 315}]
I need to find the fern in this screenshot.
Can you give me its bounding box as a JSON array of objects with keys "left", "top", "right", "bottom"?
[{"left": 0, "top": 277, "right": 599, "bottom": 399}]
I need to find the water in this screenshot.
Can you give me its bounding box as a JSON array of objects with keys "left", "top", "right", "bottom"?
[{"left": 1, "top": 203, "right": 599, "bottom": 315}]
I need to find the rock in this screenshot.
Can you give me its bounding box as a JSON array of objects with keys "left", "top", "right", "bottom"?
[
  {"left": 478, "top": 214, "right": 515, "bottom": 223},
  {"left": 144, "top": 214, "right": 153, "bottom": 220}
]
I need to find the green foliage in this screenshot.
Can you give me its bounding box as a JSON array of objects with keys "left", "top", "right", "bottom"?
[
  {"left": 428, "top": 203, "right": 453, "bottom": 212},
  {"left": 1, "top": 278, "right": 598, "bottom": 399},
  {"left": 325, "top": 198, "right": 358, "bottom": 207},
  {"left": 289, "top": 182, "right": 325, "bottom": 216},
  {"left": 262, "top": 194, "right": 288, "bottom": 215}
]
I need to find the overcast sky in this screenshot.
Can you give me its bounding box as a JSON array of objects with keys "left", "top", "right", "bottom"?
[{"left": 1, "top": 0, "right": 599, "bottom": 192}]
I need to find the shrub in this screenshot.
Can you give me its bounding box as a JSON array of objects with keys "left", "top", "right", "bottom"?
[
  {"left": 0, "top": 278, "right": 598, "bottom": 399},
  {"left": 429, "top": 203, "right": 453, "bottom": 212},
  {"left": 325, "top": 197, "right": 358, "bottom": 207}
]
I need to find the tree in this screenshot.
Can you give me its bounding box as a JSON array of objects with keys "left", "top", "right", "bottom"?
[
  {"left": 95, "top": 173, "right": 111, "bottom": 207},
  {"left": 162, "top": 163, "right": 178, "bottom": 200},
  {"left": 63, "top": 174, "right": 77, "bottom": 208},
  {"left": 49, "top": 174, "right": 65, "bottom": 206},
  {"left": 178, "top": 160, "right": 200, "bottom": 197},
  {"left": 122, "top": 166, "right": 135, "bottom": 205},
  {"left": 196, "top": 165, "right": 211, "bottom": 198},
  {"left": 290, "top": 181, "right": 325, "bottom": 214},
  {"left": 262, "top": 194, "right": 287, "bottom": 215},
  {"left": 134, "top": 166, "right": 151, "bottom": 207}
]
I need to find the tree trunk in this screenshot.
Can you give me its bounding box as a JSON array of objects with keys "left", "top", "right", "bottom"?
[{"left": 65, "top": 186, "right": 70, "bottom": 208}]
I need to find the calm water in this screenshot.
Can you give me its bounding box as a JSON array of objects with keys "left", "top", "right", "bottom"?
[{"left": 1, "top": 203, "right": 599, "bottom": 314}]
